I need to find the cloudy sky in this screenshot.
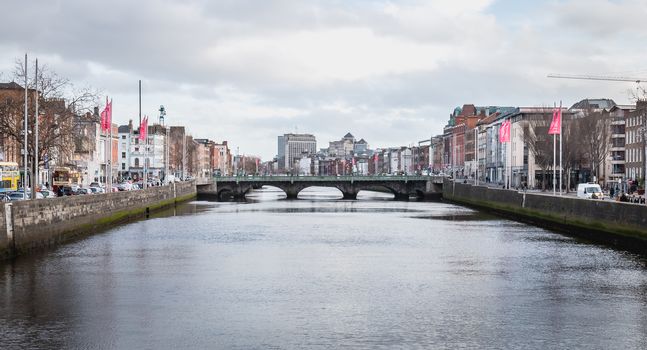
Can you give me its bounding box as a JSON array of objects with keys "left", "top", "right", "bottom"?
[{"left": 2, "top": 0, "right": 647, "bottom": 160}]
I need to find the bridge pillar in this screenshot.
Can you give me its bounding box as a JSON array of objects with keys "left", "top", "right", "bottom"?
[
  {"left": 394, "top": 192, "right": 410, "bottom": 201},
  {"left": 285, "top": 186, "right": 299, "bottom": 199},
  {"left": 342, "top": 191, "right": 357, "bottom": 200}
]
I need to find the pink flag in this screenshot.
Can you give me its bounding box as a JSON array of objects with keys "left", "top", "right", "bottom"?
[
  {"left": 139, "top": 117, "right": 144, "bottom": 141},
  {"left": 144, "top": 116, "right": 148, "bottom": 140},
  {"left": 548, "top": 108, "right": 561, "bottom": 135},
  {"left": 499, "top": 120, "right": 511, "bottom": 143},
  {"left": 106, "top": 99, "right": 112, "bottom": 131},
  {"left": 100, "top": 97, "right": 109, "bottom": 132},
  {"left": 140, "top": 116, "right": 148, "bottom": 141},
  {"left": 100, "top": 108, "right": 107, "bottom": 131}
]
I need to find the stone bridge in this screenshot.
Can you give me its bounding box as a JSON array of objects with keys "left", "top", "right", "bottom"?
[{"left": 196, "top": 175, "right": 444, "bottom": 200}]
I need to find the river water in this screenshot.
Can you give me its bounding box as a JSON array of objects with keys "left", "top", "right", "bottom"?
[{"left": 1, "top": 188, "right": 646, "bottom": 349}]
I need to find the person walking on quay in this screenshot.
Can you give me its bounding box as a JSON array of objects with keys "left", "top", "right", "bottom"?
[
  {"left": 619, "top": 192, "right": 628, "bottom": 202},
  {"left": 610, "top": 186, "right": 615, "bottom": 199}
]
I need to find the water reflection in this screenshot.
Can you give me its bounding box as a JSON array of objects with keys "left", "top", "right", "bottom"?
[{"left": 1, "top": 190, "right": 647, "bottom": 349}]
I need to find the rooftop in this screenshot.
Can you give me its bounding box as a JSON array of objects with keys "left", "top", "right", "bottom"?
[
  {"left": 570, "top": 98, "right": 617, "bottom": 110},
  {"left": 0, "top": 82, "right": 23, "bottom": 90}
]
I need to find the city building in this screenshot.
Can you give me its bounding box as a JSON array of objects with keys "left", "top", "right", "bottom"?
[
  {"left": 327, "top": 133, "right": 355, "bottom": 157},
  {"left": 194, "top": 138, "right": 214, "bottom": 178},
  {"left": 72, "top": 108, "right": 102, "bottom": 186},
  {"left": 277, "top": 133, "right": 316, "bottom": 173},
  {"left": 118, "top": 122, "right": 133, "bottom": 179},
  {"left": 212, "top": 141, "right": 232, "bottom": 176},
  {"left": 169, "top": 126, "right": 187, "bottom": 179},
  {"left": 624, "top": 100, "right": 645, "bottom": 184}
]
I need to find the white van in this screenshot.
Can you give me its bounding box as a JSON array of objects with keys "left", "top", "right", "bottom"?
[{"left": 577, "top": 183, "right": 603, "bottom": 199}]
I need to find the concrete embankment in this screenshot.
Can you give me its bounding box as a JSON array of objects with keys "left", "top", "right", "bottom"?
[
  {"left": 443, "top": 180, "right": 647, "bottom": 254},
  {"left": 0, "top": 181, "right": 196, "bottom": 260}
]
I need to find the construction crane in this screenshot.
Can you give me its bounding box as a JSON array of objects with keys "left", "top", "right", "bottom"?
[{"left": 547, "top": 73, "right": 647, "bottom": 84}]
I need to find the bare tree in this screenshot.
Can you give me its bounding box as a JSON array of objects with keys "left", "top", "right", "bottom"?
[
  {"left": 522, "top": 110, "right": 553, "bottom": 190},
  {"left": 560, "top": 114, "right": 585, "bottom": 192},
  {"left": 576, "top": 104, "right": 612, "bottom": 184},
  {"left": 0, "top": 57, "right": 100, "bottom": 189}
]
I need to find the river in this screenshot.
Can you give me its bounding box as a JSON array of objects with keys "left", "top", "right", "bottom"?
[{"left": 1, "top": 187, "right": 646, "bottom": 349}]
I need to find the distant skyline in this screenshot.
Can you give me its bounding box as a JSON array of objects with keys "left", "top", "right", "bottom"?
[{"left": 2, "top": 0, "right": 646, "bottom": 160}]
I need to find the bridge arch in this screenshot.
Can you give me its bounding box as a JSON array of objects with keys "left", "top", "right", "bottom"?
[
  {"left": 297, "top": 186, "right": 344, "bottom": 199},
  {"left": 356, "top": 186, "right": 396, "bottom": 200},
  {"left": 199, "top": 175, "right": 444, "bottom": 201}
]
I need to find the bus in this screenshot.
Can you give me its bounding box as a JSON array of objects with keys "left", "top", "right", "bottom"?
[
  {"left": 52, "top": 167, "right": 81, "bottom": 193},
  {"left": 0, "top": 162, "right": 19, "bottom": 193}
]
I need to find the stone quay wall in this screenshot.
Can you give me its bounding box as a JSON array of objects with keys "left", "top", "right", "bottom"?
[
  {"left": 443, "top": 180, "right": 647, "bottom": 254},
  {"left": 1, "top": 181, "right": 196, "bottom": 260}
]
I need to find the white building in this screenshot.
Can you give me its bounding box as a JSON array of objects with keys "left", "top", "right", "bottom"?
[
  {"left": 128, "top": 124, "right": 168, "bottom": 181},
  {"left": 72, "top": 110, "right": 103, "bottom": 186},
  {"left": 298, "top": 156, "right": 312, "bottom": 175},
  {"left": 118, "top": 124, "right": 132, "bottom": 178}
]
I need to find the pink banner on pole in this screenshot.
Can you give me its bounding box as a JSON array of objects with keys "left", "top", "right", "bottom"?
[
  {"left": 139, "top": 116, "right": 148, "bottom": 141},
  {"left": 499, "top": 120, "right": 511, "bottom": 143},
  {"left": 106, "top": 99, "right": 112, "bottom": 130},
  {"left": 100, "top": 97, "right": 109, "bottom": 132},
  {"left": 548, "top": 108, "right": 561, "bottom": 135},
  {"left": 100, "top": 108, "right": 107, "bottom": 131}
]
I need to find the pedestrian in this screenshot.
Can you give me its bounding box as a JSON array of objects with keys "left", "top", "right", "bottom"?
[
  {"left": 620, "top": 192, "right": 628, "bottom": 202},
  {"left": 610, "top": 187, "right": 615, "bottom": 199}
]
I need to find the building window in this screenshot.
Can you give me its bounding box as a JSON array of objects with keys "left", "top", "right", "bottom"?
[
  {"left": 135, "top": 158, "right": 140, "bottom": 167},
  {"left": 121, "top": 135, "right": 126, "bottom": 139},
  {"left": 121, "top": 163, "right": 125, "bottom": 170},
  {"left": 121, "top": 152, "right": 126, "bottom": 159}
]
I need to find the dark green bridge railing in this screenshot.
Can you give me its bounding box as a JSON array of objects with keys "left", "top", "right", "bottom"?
[{"left": 209, "top": 175, "right": 444, "bottom": 183}]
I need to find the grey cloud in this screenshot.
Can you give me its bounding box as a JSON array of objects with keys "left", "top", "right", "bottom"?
[{"left": 1, "top": 0, "right": 645, "bottom": 160}]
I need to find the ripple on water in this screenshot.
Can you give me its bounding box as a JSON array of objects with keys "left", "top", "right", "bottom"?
[{"left": 1, "top": 195, "right": 647, "bottom": 350}]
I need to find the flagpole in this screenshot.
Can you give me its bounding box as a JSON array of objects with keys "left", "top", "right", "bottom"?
[
  {"left": 508, "top": 118, "right": 512, "bottom": 189},
  {"left": 503, "top": 119, "right": 508, "bottom": 189},
  {"left": 33, "top": 58, "right": 39, "bottom": 199},
  {"left": 474, "top": 127, "right": 478, "bottom": 186},
  {"left": 23, "top": 53, "right": 28, "bottom": 200},
  {"left": 104, "top": 96, "right": 108, "bottom": 189},
  {"left": 559, "top": 100, "right": 563, "bottom": 195},
  {"left": 109, "top": 111, "right": 113, "bottom": 190},
  {"left": 509, "top": 135, "right": 511, "bottom": 189},
  {"left": 139, "top": 117, "right": 148, "bottom": 188},
  {"left": 553, "top": 103, "right": 556, "bottom": 196}
]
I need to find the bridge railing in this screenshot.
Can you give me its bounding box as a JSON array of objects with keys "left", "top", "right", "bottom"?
[{"left": 211, "top": 175, "right": 444, "bottom": 182}]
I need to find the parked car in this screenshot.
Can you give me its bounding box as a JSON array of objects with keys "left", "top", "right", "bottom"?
[
  {"left": 77, "top": 188, "right": 91, "bottom": 195},
  {"left": 89, "top": 186, "right": 105, "bottom": 194},
  {"left": 117, "top": 182, "right": 132, "bottom": 191},
  {"left": 60, "top": 186, "right": 78, "bottom": 196},
  {"left": 39, "top": 189, "right": 56, "bottom": 198},
  {"left": 8, "top": 192, "right": 27, "bottom": 201},
  {"left": 577, "top": 183, "right": 603, "bottom": 199},
  {"left": 89, "top": 182, "right": 102, "bottom": 188},
  {"left": 8, "top": 191, "right": 44, "bottom": 200},
  {"left": 0, "top": 193, "right": 10, "bottom": 202}
]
